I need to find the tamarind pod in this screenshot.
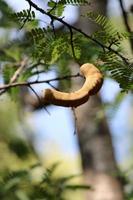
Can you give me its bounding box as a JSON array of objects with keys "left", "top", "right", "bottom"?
[{"left": 43, "top": 63, "right": 103, "bottom": 107}]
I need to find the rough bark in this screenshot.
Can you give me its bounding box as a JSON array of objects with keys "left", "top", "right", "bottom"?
[{"left": 75, "top": 1, "right": 124, "bottom": 199}]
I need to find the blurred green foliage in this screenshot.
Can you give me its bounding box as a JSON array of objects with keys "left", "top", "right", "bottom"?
[
  {"left": 0, "top": 162, "right": 91, "bottom": 200},
  {"left": 0, "top": 100, "right": 91, "bottom": 200}
]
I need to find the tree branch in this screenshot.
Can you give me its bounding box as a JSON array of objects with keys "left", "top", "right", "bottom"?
[
  {"left": 25, "top": 0, "right": 129, "bottom": 65},
  {"left": 0, "top": 73, "right": 81, "bottom": 93},
  {"left": 69, "top": 26, "right": 80, "bottom": 65},
  {"left": 28, "top": 84, "right": 50, "bottom": 114},
  {"left": 10, "top": 57, "right": 28, "bottom": 83}
]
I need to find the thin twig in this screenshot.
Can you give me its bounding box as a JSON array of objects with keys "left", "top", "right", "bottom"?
[
  {"left": 20, "top": 3, "right": 31, "bottom": 29},
  {"left": 72, "top": 107, "right": 78, "bottom": 135},
  {"left": 118, "top": 0, "right": 131, "bottom": 33},
  {"left": 34, "top": 65, "right": 40, "bottom": 81},
  {"left": 69, "top": 27, "right": 80, "bottom": 65},
  {"left": 25, "top": 0, "right": 129, "bottom": 64},
  {"left": 118, "top": 0, "right": 133, "bottom": 52},
  {"left": 50, "top": 19, "right": 56, "bottom": 37},
  {"left": 48, "top": 0, "right": 58, "bottom": 14},
  {"left": 47, "top": 82, "right": 58, "bottom": 90},
  {"left": 28, "top": 85, "right": 50, "bottom": 114},
  {"left": 31, "top": 70, "right": 46, "bottom": 76}
]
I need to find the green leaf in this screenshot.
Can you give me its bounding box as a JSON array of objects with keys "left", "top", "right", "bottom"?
[
  {"left": 4, "top": 47, "right": 22, "bottom": 62},
  {"left": 8, "top": 139, "right": 30, "bottom": 159},
  {"left": 12, "top": 9, "right": 36, "bottom": 23}
]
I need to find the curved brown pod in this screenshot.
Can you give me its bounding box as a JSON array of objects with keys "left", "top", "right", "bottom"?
[{"left": 43, "top": 63, "right": 103, "bottom": 107}]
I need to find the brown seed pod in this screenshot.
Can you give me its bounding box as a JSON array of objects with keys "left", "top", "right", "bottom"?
[{"left": 43, "top": 63, "right": 103, "bottom": 107}]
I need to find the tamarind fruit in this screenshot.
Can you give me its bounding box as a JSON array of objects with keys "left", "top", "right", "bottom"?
[{"left": 43, "top": 63, "right": 103, "bottom": 107}]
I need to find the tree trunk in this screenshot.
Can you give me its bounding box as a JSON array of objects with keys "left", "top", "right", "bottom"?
[
  {"left": 76, "top": 96, "right": 124, "bottom": 200},
  {"left": 75, "top": 1, "right": 124, "bottom": 199}
]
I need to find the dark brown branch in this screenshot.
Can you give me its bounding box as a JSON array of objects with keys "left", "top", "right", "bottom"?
[
  {"left": 25, "top": 0, "right": 129, "bottom": 64},
  {"left": 0, "top": 73, "right": 81, "bottom": 92},
  {"left": 69, "top": 27, "right": 77, "bottom": 62},
  {"left": 71, "top": 107, "right": 78, "bottom": 135},
  {"left": 50, "top": 19, "right": 56, "bottom": 37},
  {"left": 31, "top": 70, "right": 46, "bottom": 76},
  {"left": 28, "top": 84, "right": 41, "bottom": 103},
  {"left": 47, "top": 82, "right": 58, "bottom": 90},
  {"left": 119, "top": 0, "right": 131, "bottom": 32},
  {"left": 28, "top": 85, "right": 50, "bottom": 114},
  {"left": 118, "top": 0, "right": 133, "bottom": 52}
]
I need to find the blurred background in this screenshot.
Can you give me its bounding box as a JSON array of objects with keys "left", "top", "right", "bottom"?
[{"left": 0, "top": 0, "right": 133, "bottom": 199}]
